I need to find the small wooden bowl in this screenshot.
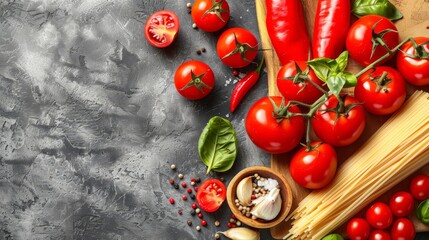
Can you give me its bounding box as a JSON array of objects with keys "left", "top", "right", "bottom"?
[{"left": 226, "top": 166, "right": 293, "bottom": 229}]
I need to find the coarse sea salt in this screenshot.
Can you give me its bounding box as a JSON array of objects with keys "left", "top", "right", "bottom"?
[{"left": 257, "top": 178, "right": 278, "bottom": 191}]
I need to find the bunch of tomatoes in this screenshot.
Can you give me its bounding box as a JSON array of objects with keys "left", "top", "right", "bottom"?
[{"left": 347, "top": 174, "right": 429, "bottom": 240}]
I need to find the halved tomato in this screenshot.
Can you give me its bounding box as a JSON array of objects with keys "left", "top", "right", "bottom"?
[
  {"left": 196, "top": 178, "right": 226, "bottom": 212},
  {"left": 144, "top": 10, "right": 180, "bottom": 48}
]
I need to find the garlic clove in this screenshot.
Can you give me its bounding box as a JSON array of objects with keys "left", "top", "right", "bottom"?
[
  {"left": 250, "top": 188, "right": 281, "bottom": 221},
  {"left": 218, "top": 227, "right": 260, "bottom": 240},
  {"left": 236, "top": 176, "right": 253, "bottom": 206}
]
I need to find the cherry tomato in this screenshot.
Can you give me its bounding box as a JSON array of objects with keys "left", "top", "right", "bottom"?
[
  {"left": 312, "top": 95, "right": 366, "bottom": 147},
  {"left": 174, "top": 60, "right": 215, "bottom": 100},
  {"left": 355, "top": 66, "right": 406, "bottom": 115},
  {"left": 245, "top": 96, "right": 305, "bottom": 154},
  {"left": 389, "top": 191, "right": 414, "bottom": 217},
  {"left": 346, "top": 15, "right": 399, "bottom": 67},
  {"left": 396, "top": 37, "right": 429, "bottom": 86},
  {"left": 366, "top": 202, "right": 393, "bottom": 229},
  {"left": 217, "top": 27, "right": 258, "bottom": 68},
  {"left": 347, "top": 218, "right": 371, "bottom": 240},
  {"left": 191, "top": 0, "right": 230, "bottom": 32},
  {"left": 196, "top": 178, "right": 226, "bottom": 212},
  {"left": 144, "top": 10, "right": 180, "bottom": 48},
  {"left": 369, "top": 230, "right": 391, "bottom": 240},
  {"left": 391, "top": 218, "right": 415, "bottom": 240},
  {"left": 409, "top": 174, "right": 429, "bottom": 201},
  {"left": 290, "top": 142, "right": 337, "bottom": 189},
  {"left": 276, "top": 61, "right": 325, "bottom": 105}
]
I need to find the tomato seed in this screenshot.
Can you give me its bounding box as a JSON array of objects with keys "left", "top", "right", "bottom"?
[
  {"left": 169, "top": 198, "right": 175, "bottom": 204},
  {"left": 201, "top": 220, "right": 207, "bottom": 226},
  {"left": 192, "top": 203, "right": 197, "bottom": 209},
  {"left": 182, "top": 195, "right": 187, "bottom": 200}
]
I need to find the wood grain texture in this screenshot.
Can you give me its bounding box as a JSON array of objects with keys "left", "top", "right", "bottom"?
[{"left": 255, "top": 0, "right": 429, "bottom": 238}]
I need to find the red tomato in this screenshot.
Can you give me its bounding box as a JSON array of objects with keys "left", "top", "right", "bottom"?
[
  {"left": 174, "top": 60, "right": 215, "bottom": 100},
  {"left": 409, "top": 174, "right": 429, "bottom": 200},
  {"left": 389, "top": 191, "right": 414, "bottom": 217},
  {"left": 196, "top": 178, "right": 226, "bottom": 212},
  {"left": 245, "top": 96, "right": 305, "bottom": 154},
  {"left": 191, "top": 0, "right": 230, "bottom": 32},
  {"left": 391, "top": 218, "right": 415, "bottom": 240},
  {"left": 346, "top": 15, "right": 398, "bottom": 66},
  {"left": 144, "top": 10, "right": 180, "bottom": 48},
  {"left": 290, "top": 142, "right": 337, "bottom": 189},
  {"left": 366, "top": 202, "right": 393, "bottom": 229},
  {"left": 396, "top": 37, "right": 429, "bottom": 86},
  {"left": 312, "top": 95, "right": 366, "bottom": 147},
  {"left": 369, "top": 230, "right": 391, "bottom": 240},
  {"left": 276, "top": 61, "right": 325, "bottom": 105},
  {"left": 347, "top": 218, "right": 371, "bottom": 240},
  {"left": 355, "top": 66, "right": 406, "bottom": 115},
  {"left": 217, "top": 28, "right": 258, "bottom": 68}
]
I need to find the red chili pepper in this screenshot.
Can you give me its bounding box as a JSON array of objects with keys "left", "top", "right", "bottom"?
[
  {"left": 230, "top": 57, "right": 264, "bottom": 112},
  {"left": 266, "top": 0, "right": 311, "bottom": 65},
  {"left": 312, "top": 0, "right": 350, "bottom": 59}
]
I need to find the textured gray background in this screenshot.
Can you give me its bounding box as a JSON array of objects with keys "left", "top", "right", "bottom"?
[
  {"left": 1, "top": 0, "right": 428, "bottom": 240},
  {"left": 0, "top": 0, "right": 272, "bottom": 239}
]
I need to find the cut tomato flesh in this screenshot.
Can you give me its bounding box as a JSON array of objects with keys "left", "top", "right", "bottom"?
[{"left": 145, "top": 10, "right": 179, "bottom": 48}]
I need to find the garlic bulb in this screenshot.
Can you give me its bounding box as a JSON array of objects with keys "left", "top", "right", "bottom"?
[
  {"left": 250, "top": 187, "right": 281, "bottom": 221},
  {"left": 218, "top": 227, "right": 260, "bottom": 240},
  {"left": 236, "top": 176, "right": 253, "bottom": 206}
]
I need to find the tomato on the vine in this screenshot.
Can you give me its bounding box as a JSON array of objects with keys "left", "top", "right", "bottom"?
[
  {"left": 409, "top": 174, "right": 429, "bottom": 201},
  {"left": 276, "top": 61, "right": 325, "bottom": 105},
  {"left": 312, "top": 95, "right": 366, "bottom": 147},
  {"left": 396, "top": 37, "right": 429, "bottom": 86},
  {"left": 290, "top": 142, "right": 337, "bottom": 189},
  {"left": 174, "top": 60, "right": 215, "bottom": 100},
  {"left": 144, "top": 10, "right": 180, "bottom": 48},
  {"left": 354, "top": 66, "right": 406, "bottom": 115},
  {"left": 245, "top": 96, "right": 305, "bottom": 154},
  {"left": 217, "top": 27, "right": 258, "bottom": 68},
  {"left": 346, "top": 15, "right": 399, "bottom": 67},
  {"left": 389, "top": 191, "right": 414, "bottom": 217},
  {"left": 391, "top": 218, "right": 415, "bottom": 240},
  {"left": 366, "top": 202, "right": 393, "bottom": 229},
  {"left": 191, "top": 0, "right": 230, "bottom": 32},
  {"left": 369, "top": 230, "right": 391, "bottom": 240},
  {"left": 196, "top": 178, "right": 226, "bottom": 212},
  {"left": 347, "top": 218, "right": 371, "bottom": 240}
]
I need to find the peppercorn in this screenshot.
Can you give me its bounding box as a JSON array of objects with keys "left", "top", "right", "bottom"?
[
  {"left": 232, "top": 70, "right": 239, "bottom": 77},
  {"left": 190, "top": 194, "right": 195, "bottom": 200},
  {"left": 194, "top": 186, "right": 198, "bottom": 192},
  {"left": 231, "top": 214, "right": 236, "bottom": 219},
  {"left": 192, "top": 203, "right": 197, "bottom": 209},
  {"left": 192, "top": 23, "right": 197, "bottom": 29},
  {"left": 214, "top": 220, "right": 220, "bottom": 227},
  {"left": 201, "top": 220, "right": 207, "bottom": 226},
  {"left": 227, "top": 222, "right": 232, "bottom": 228},
  {"left": 194, "top": 177, "right": 201, "bottom": 183},
  {"left": 186, "top": 2, "right": 191, "bottom": 8},
  {"left": 169, "top": 179, "right": 174, "bottom": 185},
  {"left": 196, "top": 226, "right": 201, "bottom": 231},
  {"left": 214, "top": 233, "right": 220, "bottom": 239},
  {"left": 169, "top": 198, "right": 175, "bottom": 204},
  {"left": 178, "top": 173, "right": 184, "bottom": 179},
  {"left": 181, "top": 182, "right": 187, "bottom": 188},
  {"left": 170, "top": 164, "right": 176, "bottom": 170},
  {"left": 201, "top": 48, "right": 206, "bottom": 53},
  {"left": 191, "top": 181, "right": 196, "bottom": 186},
  {"left": 178, "top": 210, "right": 183, "bottom": 215},
  {"left": 187, "top": 188, "right": 192, "bottom": 193},
  {"left": 196, "top": 50, "right": 202, "bottom": 55},
  {"left": 195, "top": 208, "right": 201, "bottom": 214},
  {"left": 198, "top": 213, "right": 203, "bottom": 219},
  {"left": 173, "top": 183, "right": 179, "bottom": 189},
  {"left": 182, "top": 195, "right": 187, "bottom": 201},
  {"left": 187, "top": 220, "right": 192, "bottom": 226},
  {"left": 190, "top": 209, "right": 196, "bottom": 216}
]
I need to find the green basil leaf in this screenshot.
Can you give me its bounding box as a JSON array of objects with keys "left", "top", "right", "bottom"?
[
  {"left": 342, "top": 71, "right": 358, "bottom": 88},
  {"left": 353, "top": 0, "right": 403, "bottom": 20},
  {"left": 307, "top": 58, "right": 332, "bottom": 82},
  {"left": 327, "top": 74, "right": 346, "bottom": 98},
  {"left": 417, "top": 199, "right": 429, "bottom": 224},
  {"left": 198, "top": 116, "right": 237, "bottom": 174},
  {"left": 336, "top": 51, "right": 349, "bottom": 72},
  {"left": 322, "top": 234, "right": 344, "bottom": 240}
]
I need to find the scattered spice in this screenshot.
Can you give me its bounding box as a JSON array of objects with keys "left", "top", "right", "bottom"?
[
  {"left": 186, "top": 2, "right": 191, "bottom": 8},
  {"left": 201, "top": 48, "right": 206, "bottom": 53},
  {"left": 196, "top": 226, "right": 201, "bottom": 231},
  {"left": 191, "top": 181, "right": 196, "bottom": 186},
  {"left": 233, "top": 70, "right": 239, "bottom": 77},
  {"left": 190, "top": 194, "right": 195, "bottom": 200},
  {"left": 214, "top": 220, "right": 220, "bottom": 227},
  {"left": 214, "top": 233, "right": 220, "bottom": 239},
  {"left": 196, "top": 50, "right": 202, "bottom": 55},
  {"left": 187, "top": 220, "right": 192, "bottom": 226},
  {"left": 236, "top": 221, "right": 242, "bottom": 227},
  {"left": 194, "top": 186, "right": 199, "bottom": 192},
  {"left": 170, "top": 164, "right": 176, "bottom": 170},
  {"left": 191, "top": 178, "right": 196, "bottom": 182},
  {"left": 181, "top": 182, "right": 187, "bottom": 188},
  {"left": 173, "top": 183, "right": 179, "bottom": 189},
  {"left": 196, "top": 208, "right": 201, "bottom": 214},
  {"left": 195, "top": 178, "right": 201, "bottom": 183},
  {"left": 178, "top": 210, "right": 183, "bottom": 215},
  {"left": 198, "top": 213, "right": 203, "bottom": 219},
  {"left": 178, "top": 173, "right": 184, "bottom": 179},
  {"left": 192, "top": 23, "right": 197, "bottom": 29},
  {"left": 201, "top": 220, "right": 207, "bottom": 226},
  {"left": 220, "top": 177, "right": 225, "bottom": 182},
  {"left": 182, "top": 195, "right": 187, "bottom": 201},
  {"left": 187, "top": 188, "right": 192, "bottom": 193},
  {"left": 169, "top": 179, "right": 174, "bottom": 185},
  {"left": 192, "top": 203, "right": 197, "bottom": 209},
  {"left": 190, "top": 209, "right": 196, "bottom": 216},
  {"left": 169, "top": 198, "right": 175, "bottom": 204}
]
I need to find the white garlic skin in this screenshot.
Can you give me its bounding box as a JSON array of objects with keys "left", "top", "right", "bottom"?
[
  {"left": 236, "top": 176, "right": 253, "bottom": 206},
  {"left": 218, "top": 227, "right": 260, "bottom": 240},
  {"left": 250, "top": 187, "right": 281, "bottom": 221}
]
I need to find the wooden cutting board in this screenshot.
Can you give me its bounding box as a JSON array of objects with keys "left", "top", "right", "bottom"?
[{"left": 254, "top": 0, "right": 429, "bottom": 238}]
